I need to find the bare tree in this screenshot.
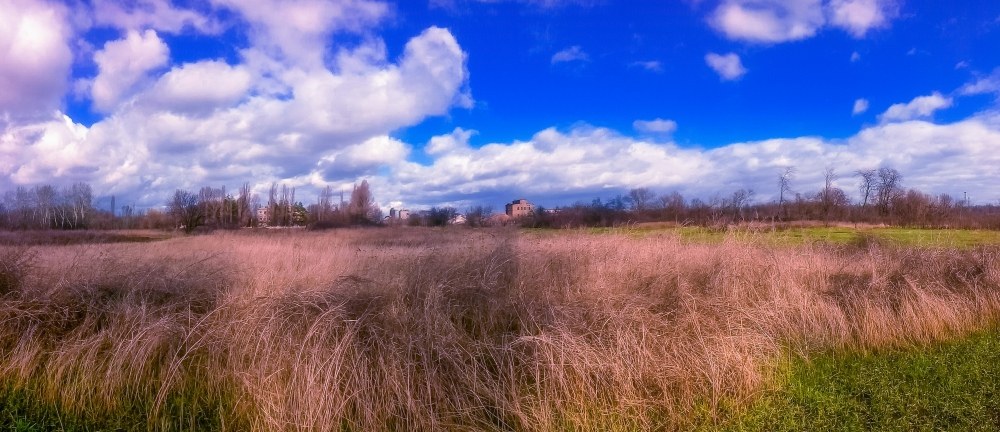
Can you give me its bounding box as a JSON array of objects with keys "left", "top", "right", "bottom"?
[
  {"left": 659, "top": 191, "right": 685, "bottom": 222},
  {"left": 730, "top": 188, "right": 755, "bottom": 222},
  {"left": 237, "top": 182, "right": 252, "bottom": 227},
  {"left": 855, "top": 168, "right": 877, "bottom": 209},
  {"left": 169, "top": 189, "right": 203, "bottom": 233},
  {"left": 466, "top": 205, "right": 494, "bottom": 227},
  {"left": 267, "top": 182, "right": 278, "bottom": 226},
  {"left": 820, "top": 166, "right": 837, "bottom": 218},
  {"left": 778, "top": 166, "right": 795, "bottom": 219},
  {"left": 628, "top": 187, "right": 656, "bottom": 213},
  {"left": 349, "top": 180, "right": 379, "bottom": 225},
  {"left": 875, "top": 167, "right": 902, "bottom": 215},
  {"left": 315, "top": 185, "right": 334, "bottom": 222}
]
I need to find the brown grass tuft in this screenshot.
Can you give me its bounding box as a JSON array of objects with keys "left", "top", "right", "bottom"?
[{"left": 1, "top": 228, "right": 999, "bottom": 430}]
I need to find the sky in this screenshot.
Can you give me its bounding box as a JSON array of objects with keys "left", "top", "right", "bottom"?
[{"left": 2, "top": 0, "right": 1000, "bottom": 212}]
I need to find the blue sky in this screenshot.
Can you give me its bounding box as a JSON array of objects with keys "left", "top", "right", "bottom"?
[{"left": 2, "top": 0, "right": 1000, "bottom": 211}]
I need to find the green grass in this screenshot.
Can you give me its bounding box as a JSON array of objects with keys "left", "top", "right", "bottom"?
[
  {"left": 558, "top": 225, "right": 1000, "bottom": 248},
  {"left": 725, "top": 328, "right": 1000, "bottom": 431},
  {"left": 0, "top": 379, "right": 234, "bottom": 431}
]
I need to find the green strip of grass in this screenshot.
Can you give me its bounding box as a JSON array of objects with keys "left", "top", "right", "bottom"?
[
  {"left": 726, "top": 329, "right": 1000, "bottom": 431},
  {"left": 0, "top": 380, "right": 234, "bottom": 431},
  {"left": 561, "top": 226, "right": 1000, "bottom": 248}
]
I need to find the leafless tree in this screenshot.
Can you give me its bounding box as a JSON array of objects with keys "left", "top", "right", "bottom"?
[
  {"left": 466, "top": 205, "right": 494, "bottom": 227},
  {"left": 730, "top": 188, "right": 755, "bottom": 222},
  {"left": 778, "top": 166, "right": 795, "bottom": 219},
  {"left": 628, "top": 187, "right": 656, "bottom": 212},
  {"left": 875, "top": 167, "right": 902, "bottom": 214},
  {"left": 855, "top": 168, "right": 877, "bottom": 209},
  {"left": 820, "top": 166, "right": 838, "bottom": 218},
  {"left": 169, "top": 189, "right": 203, "bottom": 233},
  {"left": 349, "top": 180, "right": 379, "bottom": 224},
  {"left": 659, "top": 191, "right": 685, "bottom": 222},
  {"left": 237, "top": 182, "right": 252, "bottom": 227}
]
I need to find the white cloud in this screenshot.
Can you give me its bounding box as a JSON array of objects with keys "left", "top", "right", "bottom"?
[
  {"left": 211, "top": 0, "right": 390, "bottom": 69},
  {"left": 850, "top": 51, "right": 861, "bottom": 62},
  {"left": 372, "top": 113, "right": 1000, "bottom": 209},
  {"left": 827, "top": 0, "right": 896, "bottom": 38},
  {"left": 852, "top": 98, "right": 869, "bottom": 115},
  {"left": 92, "top": 0, "right": 220, "bottom": 34},
  {"left": 1, "top": 21, "right": 472, "bottom": 205},
  {"left": 0, "top": 0, "right": 74, "bottom": 119},
  {"left": 955, "top": 61, "right": 969, "bottom": 70},
  {"left": 709, "top": 0, "right": 897, "bottom": 43},
  {"left": 879, "top": 92, "right": 953, "bottom": 123},
  {"left": 426, "top": 128, "right": 475, "bottom": 155},
  {"left": 143, "top": 60, "right": 252, "bottom": 114},
  {"left": 89, "top": 29, "right": 170, "bottom": 112},
  {"left": 551, "top": 46, "right": 589, "bottom": 64},
  {"left": 630, "top": 61, "right": 663, "bottom": 72},
  {"left": 705, "top": 52, "right": 747, "bottom": 80},
  {"left": 709, "top": 0, "right": 825, "bottom": 43},
  {"left": 960, "top": 69, "right": 1000, "bottom": 98},
  {"left": 633, "top": 118, "right": 678, "bottom": 134}
]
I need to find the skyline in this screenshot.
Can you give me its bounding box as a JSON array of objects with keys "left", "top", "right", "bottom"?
[{"left": 2, "top": 0, "right": 1000, "bottom": 211}]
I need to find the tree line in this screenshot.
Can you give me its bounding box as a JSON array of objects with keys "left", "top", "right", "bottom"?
[
  {"left": 1, "top": 166, "right": 998, "bottom": 231},
  {"left": 523, "top": 167, "right": 1000, "bottom": 230}
]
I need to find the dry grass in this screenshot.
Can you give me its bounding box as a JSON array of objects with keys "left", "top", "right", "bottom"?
[{"left": 1, "top": 227, "right": 999, "bottom": 430}]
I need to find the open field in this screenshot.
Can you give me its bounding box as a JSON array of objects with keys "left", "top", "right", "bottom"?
[
  {"left": 2, "top": 227, "right": 1000, "bottom": 430},
  {"left": 581, "top": 224, "right": 1000, "bottom": 248}
]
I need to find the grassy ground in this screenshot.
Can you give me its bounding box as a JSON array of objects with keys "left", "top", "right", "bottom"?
[
  {"left": 575, "top": 225, "right": 1000, "bottom": 248},
  {"left": 2, "top": 227, "right": 1000, "bottom": 430},
  {"left": 727, "top": 327, "right": 1000, "bottom": 431}
]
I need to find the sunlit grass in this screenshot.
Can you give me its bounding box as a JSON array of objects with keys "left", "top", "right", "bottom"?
[
  {"left": 726, "top": 328, "right": 1000, "bottom": 431},
  {"left": 568, "top": 225, "right": 1000, "bottom": 248}
]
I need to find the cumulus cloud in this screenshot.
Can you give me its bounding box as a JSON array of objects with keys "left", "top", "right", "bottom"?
[
  {"left": 709, "top": 0, "right": 826, "bottom": 43},
  {"left": 88, "top": 29, "right": 170, "bottom": 112},
  {"left": 633, "top": 118, "right": 678, "bottom": 134},
  {"left": 851, "top": 51, "right": 861, "bottom": 62},
  {"left": 1, "top": 15, "right": 472, "bottom": 205},
  {"left": 705, "top": 52, "right": 747, "bottom": 80},
  {"left": 960, "top": 69, "right": 1000, "bottom": 98},
  {"left": 0, "top": 0, "right": 73, "bottom": 119},
  {"left": 709, "top": 0, "right": 897, "bottom": 43},
  {"left": 143, "top": 60, "right": 253, "bottom": 114},
  {"left": 879, "top": 92, "right": 953, "bottom": 123},
  {"left": 92, "top": 0, "right": 220, "bottom": 34},
  {"left": 826, "top": 0, "right": 896, "bottom": 37},
  {"left": 551, "top": 46, "right": 589, "bottom": 64},
  {"left": 212, "top": 0, "right": 390, "bottom": 69},
  {"left": 852, "top": 98, "right": 869, "bottom": 115},
  {"left": 370, "top": 113, "right": 1000, "bottom": 210},
  {"left": 426, "top": 128, "right": 475, "bottom": 155}
]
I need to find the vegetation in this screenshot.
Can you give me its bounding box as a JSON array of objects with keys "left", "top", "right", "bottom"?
[
  {"left": 1, "top": 228, "right": 1000, "bottom": 430},
  {"left": 728, "top": 328, "right": 1000, "bottom": 431},
  {"left": 3, "top": 165, "right": 999, "bottom": 233}
]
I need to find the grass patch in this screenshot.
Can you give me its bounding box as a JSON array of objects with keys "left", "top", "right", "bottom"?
[
  {"left": 729, "top": 328, "right": 1000, "bottom": 431},
  {"left": 563, "top": 225, "right": 1000, "bottom": 248}
]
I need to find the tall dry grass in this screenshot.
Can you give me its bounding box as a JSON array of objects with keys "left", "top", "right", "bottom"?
[{"left": 1, "top": 228, "right": 999, "bottom": 430}]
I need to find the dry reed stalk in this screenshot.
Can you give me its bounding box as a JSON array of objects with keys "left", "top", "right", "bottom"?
[{"left": 0, "top": 228, "right": 998, "bottom": 430}]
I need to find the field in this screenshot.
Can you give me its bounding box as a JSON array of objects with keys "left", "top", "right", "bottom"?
[{"left": 2, "top": 227, "right": 1000, "bottom": 430}]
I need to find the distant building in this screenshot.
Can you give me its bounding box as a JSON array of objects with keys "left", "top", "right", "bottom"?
[
  {"left": 389, "top": 208, "right": 410, "bottom": 220},
  {"left": 505, "top": 199, "right": 534, "bottom": 218}
]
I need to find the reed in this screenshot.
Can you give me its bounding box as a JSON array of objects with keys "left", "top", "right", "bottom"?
[{"left": 1, "top": 228, "right": 998, "bottom": 430}]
